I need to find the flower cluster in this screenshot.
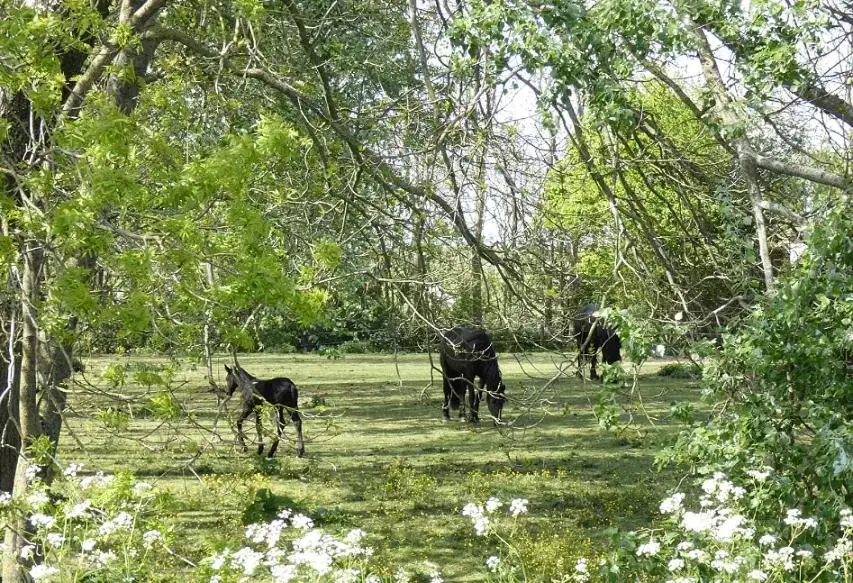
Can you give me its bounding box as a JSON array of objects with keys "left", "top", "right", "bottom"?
[
  {"left": 576, "top": 471, "right": 853, "bottom": 582},
  {"left": 7, "top": 462, "right": 174, "bottom": 582},
  {"left": 461, "top": 497, "right": 528, "bottom": 537},
  {"left": 203, "top": 507, "right": 387, "bottom": 582}
]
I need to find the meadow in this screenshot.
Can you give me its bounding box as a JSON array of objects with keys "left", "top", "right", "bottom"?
[{"left": 63, "top": 352, "right": 702, "bottom": 580}]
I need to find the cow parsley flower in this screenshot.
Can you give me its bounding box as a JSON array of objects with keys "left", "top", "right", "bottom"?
[
  {"left": 290, "top": 513, "right": 314, "bottom": 530},
  {"left": 229, "top": 547, "right": 264, "bottom": 576},
  {"left": 270, "top": 564, "right": 297, "bottom": 582},
  {"left": 509, "top": 498, "right": 528, "bottom": 516},
  {"left": 0, "top": 491, "right": 10, "bottom": 506},
  {"left": 660, "top": 492, "right": 685, "bottom": 515},
  {"left": 839, "top": 508, "right": 853, "bottom": 529},
  {"left": 80, "top": 539, "right": 97, "bottom": 553},
  {"left": 636, "top": 539, "right": 661, "bottom": 557},
  {"left": 429, "top": 570, "right": 443, "bottom": 583},
  {"left": 25, "top": 465, "right": 41, "bottom": 483},
  {"left": 63, "top": 463, "right": 83, "bottom": 478},
  {"left": 26, "top": 490, "right": 49, "bottom": 509},
  {"left": 748, "top": 570, "right": 768, "bottom": 581},
  {"left": 824, "top": 537, "right": 852, "bottom": 563},
  {"left": 29, "top": 513, "right": 56, "bottom": 529},
  {"left": 485, "top": 497, "right": 502, "bottom": 513},
  {"left": 758, "top": 533, "right": 778, "bottom": 546},
  {"left": 142, "top": 530, "right": 163, "bottom": 547},
  {"left": 99, "top": 511, "right": 134, "bottom": 535},
  {"left": 668, "top": 558, "right": 685, "bottom": 571},
  {"left": 45, "top": 533, "right": 64, "bottom": 548},
  {"left": 746, "top": 468, "right": 771, "bottom": 482},
  {"left": 28, "top": 564, "right": 58, "bottom": 581},
  {"left": 65, "top": 499, "right": 91, "bottom": 519}
]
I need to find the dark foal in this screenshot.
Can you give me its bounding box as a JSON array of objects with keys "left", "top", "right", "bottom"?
[
  {"left": 439, "top": 326, "right": 507, "bottom": 423},
  {"left": 224, "top": 364, "right": 305, "bottom": 457},
  {"left": 573, "top": 303, "right": 622, "bottom": 381}
]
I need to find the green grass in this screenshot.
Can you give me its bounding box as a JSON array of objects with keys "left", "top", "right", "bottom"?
[{"left": 64, "top": 353, "right": 703, "bottom": 580}]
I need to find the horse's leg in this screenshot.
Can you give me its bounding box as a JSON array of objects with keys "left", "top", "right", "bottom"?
[
  {"left": 442, "top": 375, "right": 452, "bottom": 421},
  {"left": 267, "top": 406, "right": 284, "bottom": 458},
  {"left": 464, "top": 375, "right": 478, "bottom": 423},
  {"left": 291, "top": 408, "right": 305, "bottom": 457},
  {"left": 454, "top": 379, "right": 466, "bottom": 421},
  {"left": 236, "top": 406, "right": 252, "bottom": 452},
  {"left": 255, "top": 408, "right": 265, "bottom": 456},
  {"left": 590, "top": 351, "right": 600, "bottom": 381}
]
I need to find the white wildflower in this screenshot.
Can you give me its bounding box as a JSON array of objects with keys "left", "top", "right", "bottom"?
[
  {"left": 485, "top": 497, "right": 502, "bottom": 513},
  {"left": 486, "top": 555, "right": 500, "bottom": 571},
  {"left": 824, "top": 537, "right": 852, "bottom": 563},
  {"left": 394, "top": 568, "right": 411, "bottom": 583},
  {"left": 746, "top": 468, "right": 771, "bottom": 482},
  {"left": 509, "top": 498, "right": 528, "bottom": 516},
  {"left": 271, "top": 564, "right": 297, "bottom": 582},
  {"left": 345, "top": 528, "right": 366, "bottom": 544},
  {"left": 290, "top": 513, "right": 314, "bottom": 530},
  {"left": 758, "top": 534, "right": 778, "bottom": 546},
  {"left": 133, "top": 482, "right": 152, "bottom": 494},
  {"left": 668, "top": 558, "right": 685, "bottom": 571},
  {"left": 79, "top": 471, "right": 113, "bottom": 489},
  {"left": 685, "top": 549, "right": 709, "bottom": 562},
  {"left": 91, "top": 550, "right": 117, "bottom": 566},
  {"left": 20, "top": 545, "right": 35, "bottom": 560},
  {"left": 209, "top": 549, "right": 229, "bottom": 571},
  {"left": 65, "top": 499, "right": 92, "bottom": 519},
  {"left": 80, "top": 539, "right": 97, "bottom": 552},
  {"left": 839, "top": 508, "right": 853, "bottom": 529},
  {"left": 26, "top": 490, "right": 49, "bottom": 509},
  {"left": 230, "top": 547, "right": 264, "bottom": 576},
  {"left": 660, "top": 492, "right": 685, "bottom": 514},
  {"left": 636, "top": 539, "right": 661, "bottom": 557},
  {"left": 63, "top": 463, "right": 83, "bottom": 478},
  {"left": 0, "top": 491, "right": 10, "bottom": 506},
  {"left": 142, "top": 530, "right": 163, "bottom": 547},
  {"left": 429, "top": 570, "right": 443, "bottom": 583},
  {"left": 28, "top": 564, "right": 58, "bottom": 581},
  {"left": 45, "top": 533, "right": 64, "bottom": 548},
  {"left": 25, "top": 465, "right": 41, "bottom": 483},
  {"left": 29, "top": 513, "right": 56, "bottom": 529},
  {"left": 748, "top": 570, "right": 768, "bottom": 581},
  {"left": 99, "top": 511, "right": 134, "bottom": 535}
]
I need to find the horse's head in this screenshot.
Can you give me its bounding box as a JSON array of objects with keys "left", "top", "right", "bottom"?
[
  {"left": 601, "top": 330, "right": 622, "bottom": 365},
  {"left": 224, "top": 364, "right": 239, "bottom": 396},
  {"left": 485, "top": 381, "right": 507, "bottom": 421}
]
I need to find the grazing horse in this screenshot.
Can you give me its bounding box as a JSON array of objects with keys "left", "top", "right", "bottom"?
[
  {"left": 439, "top": 326, "right": 507, "bottom": 423},
  {"left": 224, "top": 364, "right": 305, "bottom": 457},
  {"left": 573, "top": 304, "right": 622, "bottom": 381}
]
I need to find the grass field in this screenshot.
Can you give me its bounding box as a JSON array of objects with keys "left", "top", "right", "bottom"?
[{"left": 64, "top": 352, "right": 702, "bottom": 580}]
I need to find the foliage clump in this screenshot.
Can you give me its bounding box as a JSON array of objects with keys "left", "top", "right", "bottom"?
[{"left": 665, "top": 200, "right": 852, "bottom": 518}]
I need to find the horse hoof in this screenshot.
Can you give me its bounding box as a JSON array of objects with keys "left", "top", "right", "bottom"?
[{"left": 257, "top": 446, "right": 265, "bottom": 456}]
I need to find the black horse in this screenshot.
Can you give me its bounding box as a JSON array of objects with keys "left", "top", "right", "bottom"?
[
  {"left": 439, "top": 326, "right": 507, "bottom": 423},
  {"left": 573, "top": 304, "right": 622, "bottom": 381},
  {"left": 224, "top": 364, "right": 305, "bottom": 457}
]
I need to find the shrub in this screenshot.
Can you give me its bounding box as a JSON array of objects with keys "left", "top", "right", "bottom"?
[{"left": 657, "top": 362, "right": 702, "bottom": 379}]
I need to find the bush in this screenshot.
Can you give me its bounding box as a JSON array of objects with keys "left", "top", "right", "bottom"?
[
  {"left": 663, "top": 201, "right": 852, "bottom": 524},
  {"left": 657, "top": 362, "right": 702, "bottom": 379},
  {"left": 338, "top": 339, "right": 375, "bottom": 354}
]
